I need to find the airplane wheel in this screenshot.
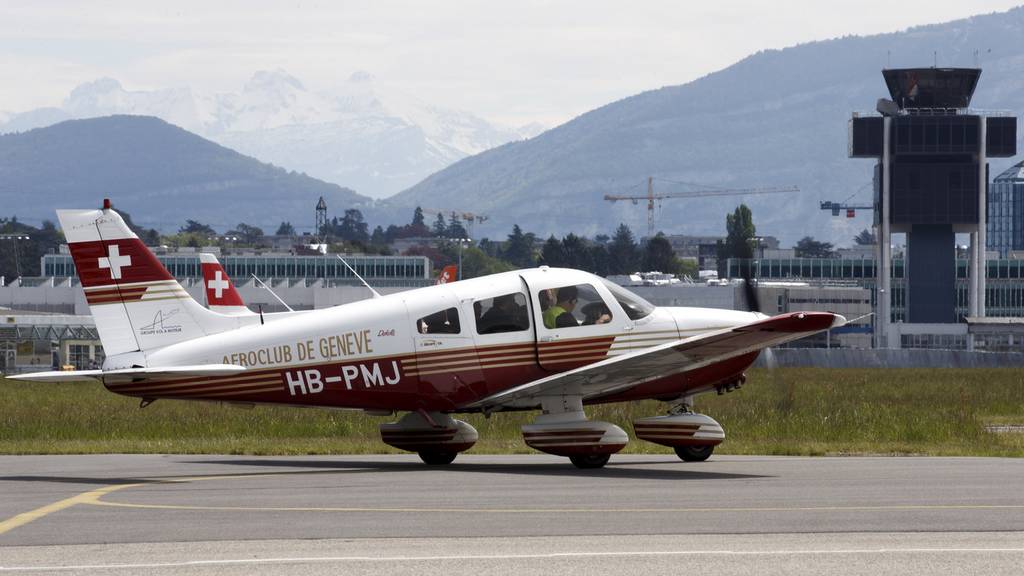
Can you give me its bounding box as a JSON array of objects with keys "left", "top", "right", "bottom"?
[
  {"left": 674, "top": 445, "right": 714, "bottom": 462},
  {"left": 569, "top": 454, "right": 611, "bottom": 469},
  {"left": 418, "top": 451, "right": 457, "bottom": 465}
]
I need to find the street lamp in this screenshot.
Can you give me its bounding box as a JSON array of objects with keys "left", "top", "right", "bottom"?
[
  {"left": 452, "top": 237, "right": 472, "bottom": 281},
  {"left": 0, "top": 234, "right": 31, "bottom": 278}
]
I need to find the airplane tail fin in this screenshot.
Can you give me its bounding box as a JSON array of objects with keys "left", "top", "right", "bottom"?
[
  {"left": 58, "top": 201, "right": 248, "bottom": 358},
  {"left": 437, "top": 265, "right": 458, "bottom": 284},
  {"left": 199, "top": 253, "right": 254, "bottom": 316}
]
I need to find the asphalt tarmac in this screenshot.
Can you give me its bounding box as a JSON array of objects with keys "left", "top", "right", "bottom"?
[{"left": 2, "top": 454, "right": 1023, "bottom": 575}]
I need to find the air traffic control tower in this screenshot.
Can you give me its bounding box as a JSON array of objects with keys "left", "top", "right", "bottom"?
[{"left": 849, "top": 68, "right": 1017, "bottom": 347}]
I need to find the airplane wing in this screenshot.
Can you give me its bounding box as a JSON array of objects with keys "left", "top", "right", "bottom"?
[
  {"left": 6, "top": 364, "right": 247, "bottom": 383},
  {"left": 463, "top": 311, "right": 844, "bottom": 411}
]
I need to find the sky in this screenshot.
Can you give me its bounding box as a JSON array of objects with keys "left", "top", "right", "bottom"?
[{"left": 1, "top": 1, "right": 1022, "bottom": 128}]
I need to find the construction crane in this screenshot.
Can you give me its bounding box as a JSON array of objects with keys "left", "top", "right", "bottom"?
[
  {"left": 603, "top": 177, "right": 800, "bottom": 238},
  {"left": 819, "top": 200, "right": 874, "bottom": 218},
  {"left": 421, "top": 208, "right": 490, "bottom": 238}
]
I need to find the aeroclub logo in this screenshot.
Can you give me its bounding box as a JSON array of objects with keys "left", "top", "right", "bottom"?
[{"left": 139, "top": 308, "right": 183, "bottom": 336}]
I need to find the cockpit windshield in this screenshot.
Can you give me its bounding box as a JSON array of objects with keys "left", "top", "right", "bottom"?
[{"left": 600, "top": 278, "right": 655, "bottom": 321}]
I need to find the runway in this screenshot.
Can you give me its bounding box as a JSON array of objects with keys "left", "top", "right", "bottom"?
[{"left": 2, "top": 454, "right": 1024, "bottom": 574}]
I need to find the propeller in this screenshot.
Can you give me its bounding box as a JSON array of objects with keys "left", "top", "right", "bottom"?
[
  {"left": 740, "top": 259, "right": 761, "bottom": 314},
  {"left": 739, "top": 258, "right": 792, "bottom": 410}
]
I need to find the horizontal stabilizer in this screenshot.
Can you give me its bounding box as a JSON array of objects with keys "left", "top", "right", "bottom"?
[
  {"left": 5, "top": 370, "right": 104, "bottom": 382},
  {"left": 7, "top": 364, "right": 247, "bottom": 383}
]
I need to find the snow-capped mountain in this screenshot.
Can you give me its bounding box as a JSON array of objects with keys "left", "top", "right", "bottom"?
[{"left": 0, "top": 70, "right": 544, "bottom": 199}]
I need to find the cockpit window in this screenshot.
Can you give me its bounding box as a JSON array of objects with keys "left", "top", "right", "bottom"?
[
  {"left": 539, "top": 284, "right": 613, "bottom": 329},
  {"left": 601, "top": 278, "right": 655, "bottom": 320},
  {"left": 417, "top": 307, "right": 461, "bottom": 334}
]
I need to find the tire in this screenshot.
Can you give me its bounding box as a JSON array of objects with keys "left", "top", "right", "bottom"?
[
  {"left": 569, "top": 453, "right": 611, "bottom": 469},
  {"left": 418, "top": 451, "right": 457, "bottom": 465},
  {"left": 674, "top": 444, "right": 714, "bottom": 462}
]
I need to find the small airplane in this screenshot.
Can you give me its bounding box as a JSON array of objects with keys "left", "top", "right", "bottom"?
[{"left": 11, "top": 201, "right": 844, "bottom": 469}]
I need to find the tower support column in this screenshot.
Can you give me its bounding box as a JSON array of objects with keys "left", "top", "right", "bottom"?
[
  {"left": 877, "top": 116, "right": 892, "bottom": 348},
  {"left": 978, "top": 115, "right": 987, "bottom": 318}
]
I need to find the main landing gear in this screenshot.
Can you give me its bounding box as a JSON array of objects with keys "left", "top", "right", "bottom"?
[
  {"left": 379, "top": 411, "right": 478, "bottom": 466},
  {"left": 521, "top": 395, "right": 628, "bottom": 469},
  {"left": 633, "top": 398, "right": 724, "bottom": 463}
]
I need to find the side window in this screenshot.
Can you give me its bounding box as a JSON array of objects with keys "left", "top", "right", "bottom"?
[
  {"left": 475, "top": 292, "right": 530, "bottom": 334},
  {"left": 600, "top": 278, "right": 655, "bottom": 321},
  {"left": 416, "top": 307, "right": 461, "bottom": 334},
  {"left": 540, "top": 284, "right": 613, "bottom": 329}
]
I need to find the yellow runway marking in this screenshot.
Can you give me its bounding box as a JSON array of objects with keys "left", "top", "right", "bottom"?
[
  {"left": 0, "top": 483, "right": 144, "bottom": 536},
  {"left": 0, "top": 470, "right": 349, "bottom": 536}
]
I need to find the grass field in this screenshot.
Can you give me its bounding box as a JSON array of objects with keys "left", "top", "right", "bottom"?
[{"left": 2, "top": 368, "right": 1024, "bottom": 456}]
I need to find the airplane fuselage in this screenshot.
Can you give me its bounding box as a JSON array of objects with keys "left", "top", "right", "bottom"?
[{"left": 107, "top": 268, "right": 761, "bottom": 412}]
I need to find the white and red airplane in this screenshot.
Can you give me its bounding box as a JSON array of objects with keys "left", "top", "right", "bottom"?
[{"left": 11, "top": 201, "right": 844, "bottom": 468}]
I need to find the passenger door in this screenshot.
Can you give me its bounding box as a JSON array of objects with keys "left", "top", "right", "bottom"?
[
  {"left": 404, "top": 291, "right": 483, "bottom": 409},
  {"left": 465, "top": 276, "right": 539, "bottom": 395}
]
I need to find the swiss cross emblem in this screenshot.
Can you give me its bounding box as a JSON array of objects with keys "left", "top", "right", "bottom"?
[
  {"left": 98, "top": 245, "right": 132, "bottom": 280},
  {"left": 208, "top": 270, "right": 230, "bottom": 299}
]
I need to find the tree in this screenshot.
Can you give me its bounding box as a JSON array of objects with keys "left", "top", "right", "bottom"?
[
  {"left": 502, "top": 224, "right": 536, "bottom": 268},
  {"left": 431, "top": 213, "right": 447, "bottom": 237},
  {"left": 370, "top": 225, "right": 386, "bottom": 246},
  {"left": 179, "top": 219, "right": 216, "bottom": 237},
  {"left": 408, "top": 207, "right": 430, "bottom": 237},
  {"left": 539, "top": 235, "right": 566, "bottom": 267},
  {"left": 854, "top": 228, "right": 876, "bottom": 246},
  {"left": 478, "top": 237, "right": 498, "bottom": 257},
  {"left": 561, "top": 233, "right": 593, "bottom": 271},
  {"left": 643, "top": 233, "right": 680, "bottom": 274},
  {"left": 337, "top": 209, "right": 369, "bottom": 243},
  {"left": 608, "top": 223, "right": 639, "bottom": 274},
  {"left": 447, "top": 215, "right": 469, "bottom": 239},
  {"left": 589, "top": 244, "right": 610, "bottom": 276},
  {"left": 276, "top": 221, "right": 295, "bottom": 236},
  {"left": 724, "top": 204, "right": 756, "bottom": 259},
  {"left": 794, "top": 236, "right": 834, "bottom": 258},
  {"left": 229, "top": 223, "right": 265, "bottom": 246}
]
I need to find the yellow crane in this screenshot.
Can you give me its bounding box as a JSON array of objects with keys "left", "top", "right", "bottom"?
[
  {"left": 604, "top": 177, "right": 799, "bottom": 237},
  {"left": 420, "top": 208, "right": 490, "bottom": 238}
]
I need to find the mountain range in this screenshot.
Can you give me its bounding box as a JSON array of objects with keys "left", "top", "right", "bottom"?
[
  {"left": 380, "top": 7, "right": 1024, "bottom": 245},
  {"left": 0, "top": 70, "right": 542, "bottom": 199},
  {"left": 0, "top": 115, "right": 370, "bottom": 231},
  {"left": 5, "top": 8, "right": 1024, "bottom": 246}
]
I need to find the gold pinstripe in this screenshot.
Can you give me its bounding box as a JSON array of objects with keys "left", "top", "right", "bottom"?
[{"left": 110, "top": 378, "right": 281, "bottom": 394}]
